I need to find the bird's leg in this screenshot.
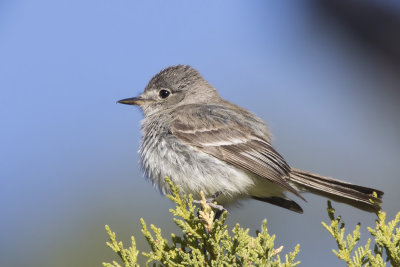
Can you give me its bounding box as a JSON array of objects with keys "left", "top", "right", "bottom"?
[
  {"left": 206, "top": 191, "right": 227, "bottom": 220},
  {"left": 193, "top": 190, "right": 227, "bottom": 220}
]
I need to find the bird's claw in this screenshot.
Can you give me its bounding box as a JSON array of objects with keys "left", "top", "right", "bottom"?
[{"left": 193, "top": 190, "right": 227, "bottom": 220}]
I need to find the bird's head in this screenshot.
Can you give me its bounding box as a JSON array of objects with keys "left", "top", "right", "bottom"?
[{"left": 118, "top": 65, "right": 219, "bottom": 115}]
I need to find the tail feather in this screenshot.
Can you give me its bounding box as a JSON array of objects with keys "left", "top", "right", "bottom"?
[
  {"left": 252, "top": 196, "right": 303, "bottom": 214},
  {"left": 290, "top": 168, "right": 384, "bottom": 212}
]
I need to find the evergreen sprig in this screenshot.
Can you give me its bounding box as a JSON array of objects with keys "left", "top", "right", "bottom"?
[
  {"left": 322, "top": 200, "right": 400, "bottom": 267},
  {"left": 103, "top": 177, "right": 300, "bottom": 266},
  {"left": 103, "top": 225, "right": 139, "bottom": 267},
  {"left": 104, "top": 178, "right": 400, "bottom": 266}
]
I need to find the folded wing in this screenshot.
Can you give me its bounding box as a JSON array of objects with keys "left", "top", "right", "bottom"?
[{"left": 170, "top": 104, "right": 304, "bottom": 200}]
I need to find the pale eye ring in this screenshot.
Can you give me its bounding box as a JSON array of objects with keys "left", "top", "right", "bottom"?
[{"left": 159, "top": 89, "right": 171, "bottom": 99}]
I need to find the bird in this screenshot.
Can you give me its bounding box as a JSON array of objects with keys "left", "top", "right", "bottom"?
[{"left": 118, "top": 65, "right": 383, "bottom": 214}]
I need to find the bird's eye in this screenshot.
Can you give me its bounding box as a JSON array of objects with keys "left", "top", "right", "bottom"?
[{"left": 159, "top": 89, "right": 170, "bottom": 99}]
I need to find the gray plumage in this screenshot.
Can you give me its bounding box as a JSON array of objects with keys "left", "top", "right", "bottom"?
[{"left": 118, "top": 65, "right": 383, "bottom": 213}]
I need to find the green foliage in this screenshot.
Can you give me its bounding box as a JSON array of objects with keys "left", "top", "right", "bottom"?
[
  {"left": 103, "top": 225, "right": 139, "bottom": 267},
  {"left": 103, "top": 177, "right": 300, "bottom": 266},
  {"left": 322, "top": 200, "right": 400, "bottom": 267},
  {"left": 103, "top": 178, "right": 400, "bottom": 266}
]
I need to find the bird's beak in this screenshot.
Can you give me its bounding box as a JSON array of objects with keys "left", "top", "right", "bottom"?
[{"left": 117, "top": 96, "right": 150, "bottom": 106}]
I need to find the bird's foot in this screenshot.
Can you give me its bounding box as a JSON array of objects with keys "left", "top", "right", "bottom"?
[{"left": 193, "top": 190, "right": 227, "bottom": 220}]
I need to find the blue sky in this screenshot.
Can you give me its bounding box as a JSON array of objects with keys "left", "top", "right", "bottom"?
[{"left": 1, "top": 1, "right": 400, "bottom": 266}]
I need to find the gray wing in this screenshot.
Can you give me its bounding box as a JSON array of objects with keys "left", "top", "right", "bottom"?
[{"left": 170, "top": 104, "right": 304, "bottom": 200}]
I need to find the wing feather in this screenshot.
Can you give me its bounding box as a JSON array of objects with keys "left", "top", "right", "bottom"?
[{"left": 170, "top": 104, "right": 304, "bottom": 200}]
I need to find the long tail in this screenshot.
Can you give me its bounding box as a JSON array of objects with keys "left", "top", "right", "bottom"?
[{"left": 290, "top": 168, "right": 384, "bottom": 212}]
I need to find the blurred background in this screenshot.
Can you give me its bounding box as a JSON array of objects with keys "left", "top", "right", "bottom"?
[{"left": 1, "top": 1, "right": 400, "bottom": 266}]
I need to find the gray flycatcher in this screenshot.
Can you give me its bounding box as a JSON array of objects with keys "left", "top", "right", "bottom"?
[{"left": 118, "top": 65, "right": 383, "bottom": 213}]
